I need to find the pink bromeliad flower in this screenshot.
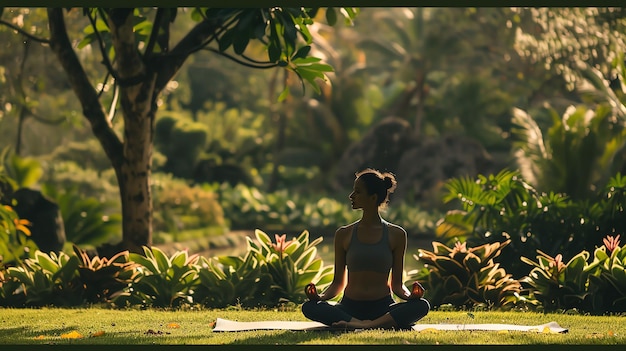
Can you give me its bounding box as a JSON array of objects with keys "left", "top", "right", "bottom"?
[
  {"left": 272, "top": 234, "right": 289, "bottom": 255},
  {"left": 603, "top": 234, "right": 621, "bottom": 253},
  {"left": 549, "top": 254, "right": 565, "bottom": 274}
]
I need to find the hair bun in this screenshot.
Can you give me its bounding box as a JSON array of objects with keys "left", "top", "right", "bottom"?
[
  {"left": 383, "top": 176, "right": 393, "bottom": 188},
  {"left": 383, "top": 175, "right": 397, "bottom": 193}
]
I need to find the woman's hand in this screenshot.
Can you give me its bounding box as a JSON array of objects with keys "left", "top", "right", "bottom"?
[
  {"left": 305, "top": 283, "right": 321, "bottom": 301},
  {"left": 408, "top": 281, "right": 425, "bottom": 300}
]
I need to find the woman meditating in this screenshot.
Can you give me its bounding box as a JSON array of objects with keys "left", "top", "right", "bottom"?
[{"left": 302, "top": 168, "right": 430, "bottom": 330}]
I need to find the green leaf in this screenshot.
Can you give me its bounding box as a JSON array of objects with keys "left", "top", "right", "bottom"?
[
  {"left": 233, "top": 35, "right": 250, "bottom": 55},
  {"left": 278, "top": 86, "right": 290, "bottom": 102},
  {"left": 292, "top": 56, "right": 322, "bottom": 65},
  {"left": 34, "top": 251, "right": 59, "bottom": 274},
  {"left": 218, "top": 29, "right": 236, "bottom": 52},
  {"left": 325, "top": 8, "right": 337, "bottom": 26},
  {"left": 170, "top": 251, "right": 188, "bottom": 268},
  {"left": 268, "top": 41, "right": 281, "bottom": 63},
  {"left": 190, "top": 8, "right": 205, "bottom": 22},
  {"left": 293, "top": 45, "right": 311, "bottom": 60},
  {"left": 77, "top": 34, "right": 96, "bottom": 50},
  {"left": 151, "top": 247, "right": 171, "bottom": 272}
]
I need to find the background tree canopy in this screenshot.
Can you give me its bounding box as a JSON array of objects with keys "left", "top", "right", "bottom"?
[{"left": 1, "top": 7, "right": 625, "bottom": 259}]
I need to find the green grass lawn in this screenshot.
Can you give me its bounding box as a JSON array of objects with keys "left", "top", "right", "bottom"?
[{"left": 0, "top": 306, "right": 625, "bottom": 346}]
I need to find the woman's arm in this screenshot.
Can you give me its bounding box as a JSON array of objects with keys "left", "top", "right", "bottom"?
[
  {"left": 308, "top": 227, "right": 348, "bottom": 301},
  {"left": 389, "top": 225, "right": 411, "bottom": 300}
]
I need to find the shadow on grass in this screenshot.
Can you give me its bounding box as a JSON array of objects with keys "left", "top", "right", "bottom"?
[{"left": 221, "top": 329, "right": 355, "bottom": 345}]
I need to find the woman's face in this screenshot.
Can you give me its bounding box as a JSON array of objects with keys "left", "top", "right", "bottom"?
[{"left": 349, "top": 178, "right": 376, "bottom": 209}]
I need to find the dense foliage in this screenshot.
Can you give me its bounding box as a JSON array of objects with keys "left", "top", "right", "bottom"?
[{"left": 2, "top": 7, "right": 626, "bottom": 315}]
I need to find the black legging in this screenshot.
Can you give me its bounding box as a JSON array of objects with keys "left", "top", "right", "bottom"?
[{"left": 301, "top": 295, "right": 430, "bottom": 330}]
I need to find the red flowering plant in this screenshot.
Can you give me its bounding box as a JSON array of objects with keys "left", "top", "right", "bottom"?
[
  {"left": 411, "top": 239, "right": 521, "bottom": 309},
  {"left": 586, "top": 234, "right": 626, "bottom": 313},
  {"left": 521, "top": 249, "right": 592, "bottom": 312},
  {"left": 247, "top": 229, "right": 333, "bottom": 305}
]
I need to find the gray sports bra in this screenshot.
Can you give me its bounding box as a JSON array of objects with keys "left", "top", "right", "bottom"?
[{"left": 346, "top": 221, "right": 393, "bottom": 273}]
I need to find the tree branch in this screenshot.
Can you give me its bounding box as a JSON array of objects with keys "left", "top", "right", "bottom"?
[
  {"left": 106, "top": 9, "right": 148, "bottom": 85},
  {"left": 144, "top": 8, "right": 165, "bottom": 57},
  {"left": 87, "top": 10, "right": 119, "bottom": 81},
  {"left": 0, "top": 19, "right": 50, "bottom": 44},
  {"left": 47, "top": 8, "right": 123, "bottom": 169},
  {"left": 203, "top": 47, "right": 278, "bottom": 69},
  {"left": 152, "top": 13, "right": 246, "bottom": 94}
]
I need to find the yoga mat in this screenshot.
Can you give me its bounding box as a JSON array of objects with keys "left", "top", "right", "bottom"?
[{"left": 212, "top": 318, "right": 568, "bottom": 333}]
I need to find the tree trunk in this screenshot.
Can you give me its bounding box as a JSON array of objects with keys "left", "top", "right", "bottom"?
[
  {"left": 48, "top": 8, "right": 151, "bottom": 253},
  {"left": 109, "top": 9, "right": 159, "bottom": 253},
  {"left": 119, "top": 108, "right": 155, "bottom": 253},
  {"left": 47, "top": 8, "right": 227, "bottom": 253}
]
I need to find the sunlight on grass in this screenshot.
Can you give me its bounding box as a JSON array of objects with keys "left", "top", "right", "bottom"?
[{"left": 0, "top": 307, "right": 624, "bottom": 345}]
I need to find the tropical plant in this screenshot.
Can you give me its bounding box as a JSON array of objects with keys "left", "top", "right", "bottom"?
[
  {"left": 521, "top": 250, "right": 593, "bottom": 312},
  {"left": 193, "top": 253, "right": 273, "bottom": 308},
  {"left": 73, "top": 245, "right": 137, "bottom": 303},
  {"left": 247, "top": 229, "right": 333, "bottom": 305},
  {"left": 437, "top": 169, "right": 555, "bottom": 277},
  {"left": 0, "top": 204, "right": 37, "bottom": 267},
  {"left": 5, "top": 250, "right": 82, "bottom": 306},
  {"left": 113, "top": 246, "right": 200, "bottom": 308},
  {"left": 411, "top": 240, "right": 522, "bottom": 309},
  {"left": 0, "top": 266, "right": 25, "bottom": 307},
  {"left": 586, "top": 235, "right": 626, "bottom": 313},
  {"left": 512, "top": 104, "right": 626, "bottom": 200},
  {"left": 0, "top": 147, "right": 43, "bottom": 189},
  {"left": 437, "top": 169, "right": 626, "bottom": 278}
]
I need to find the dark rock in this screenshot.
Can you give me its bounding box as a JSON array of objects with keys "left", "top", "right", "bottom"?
[{"left": 11, "top": 188, "right": 66, "bottom": 253}]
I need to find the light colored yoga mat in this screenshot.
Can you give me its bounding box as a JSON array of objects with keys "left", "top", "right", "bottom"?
[{"left": 212, "top": 318, "right": 568, "bottom": 333}]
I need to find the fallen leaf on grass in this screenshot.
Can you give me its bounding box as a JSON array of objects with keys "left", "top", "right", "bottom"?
[
  {"left": 34, "top": 335, "right": 45, "bottom": 340},
  {"left": 167, "top": 323, "right": 180, "bottom": 329},
  {"left": 91, "top": 330, "right": 106, "bottom": 337},
  {"left": 209, "top": 321, "right": 216, "bottom": 328},
  {"left": 145, "top": 329, "right": 170, "bottom": 335},
  {"left": 61, "top": 331, "right": 84, "bottom": 339}
]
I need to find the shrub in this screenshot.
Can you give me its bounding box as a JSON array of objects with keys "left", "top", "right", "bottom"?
[
  {"left": 411, "top": 240, "right": 522, "bottom": 309},
  {"left": 151, "top": 174, "right": 227, "bottom": 243},
  {"left": 247, "top": 229, "right": 334, "bottom": 305},
  {"left": 112, "top": 246, "right": 200, "bottom": 308},
  {"left": 586, "top": 235, "right": 626, "bottom": 313},
  {"left": 73, "top": 245, "right": 137, "bottom": 304},
  {"left": 5, "top": 250, "right": 82, "bottom": 306},
  {"left": 521, "top": 234, "right": 626, "bottom": 314},
  {"left": 193, "top": 253, "right": 273, "bottom": 308},
  {"left": 521, "top": 250, "right": 592, "bottom": 312},
  {"left": 437, "top": 169, "right": 626, "bottom": 278}
]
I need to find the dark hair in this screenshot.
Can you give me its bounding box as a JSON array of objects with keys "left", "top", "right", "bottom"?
[{"left": 355, "top": 168, "right": 397, "bottom": 207}]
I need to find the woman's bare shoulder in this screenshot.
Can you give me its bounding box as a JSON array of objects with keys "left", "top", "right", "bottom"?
[
  {"left": 335, "top": 221, "right": 357, "bottom": 237},
  {"left": 385, "top": 221, "right": 407, "bottom": 238}
]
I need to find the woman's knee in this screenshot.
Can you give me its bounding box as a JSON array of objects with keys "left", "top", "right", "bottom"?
[
  {"left": 301, "top": 300, "right": 317, "bottom": 316},
  {"left": 412, "top": 298, "right": 430, "bottom": 317}
]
